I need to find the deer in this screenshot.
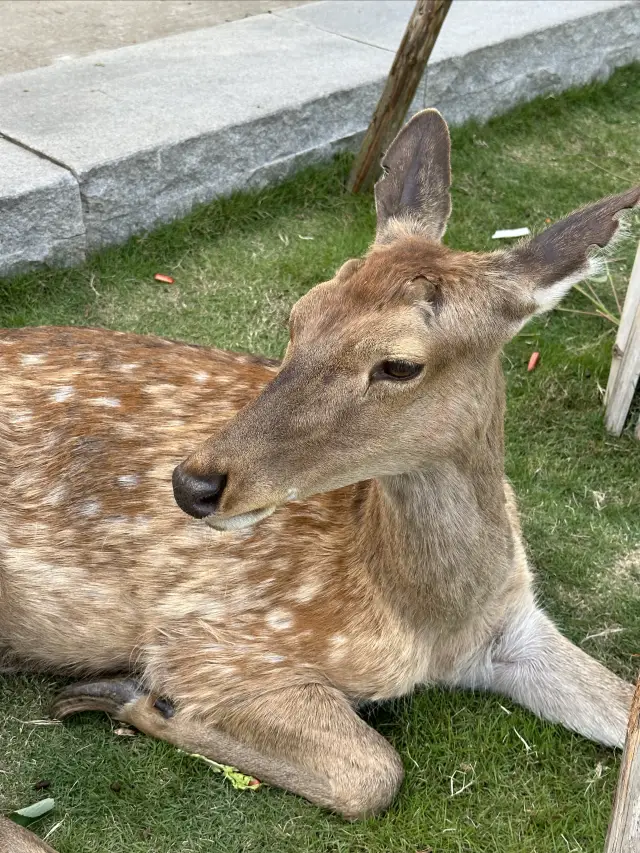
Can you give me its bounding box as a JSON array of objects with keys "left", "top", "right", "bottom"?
[{"left": 0, "top": 110, "right": 638, "bottom": 853}]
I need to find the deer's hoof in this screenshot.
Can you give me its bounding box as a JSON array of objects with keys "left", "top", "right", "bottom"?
[{"left": 51, "top": 677, "right": 149, "bottom": 720}]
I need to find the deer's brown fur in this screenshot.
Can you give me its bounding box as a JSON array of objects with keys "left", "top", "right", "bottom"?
[
  {"left": 0, "top": 817, "right": 57, "bottom": 853},
  {"left": 1, "top": 111, "right": 638, "bottom": 844}
]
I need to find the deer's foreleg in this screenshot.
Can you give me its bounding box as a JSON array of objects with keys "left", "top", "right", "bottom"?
[
  {"left": 459, "top": 605, "right": 633, "bottom": 748},
  {"left": 52, "top": 678, "right": 403, "bottom": 819}
]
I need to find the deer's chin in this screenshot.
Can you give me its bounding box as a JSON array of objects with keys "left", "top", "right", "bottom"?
[{"left": 204, "top": 505, "right": 277, "bottom": 532}]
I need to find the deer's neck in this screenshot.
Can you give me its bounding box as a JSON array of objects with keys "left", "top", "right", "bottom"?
[{"left": 358, "top": 374, "right": 511, "bottom": 622}]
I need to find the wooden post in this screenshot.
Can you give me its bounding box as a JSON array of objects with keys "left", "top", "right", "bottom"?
[
  {"left": 605, "top": 239, "right": 640, "bottom": 437},
  {"left": 604, "top": 676, "right": 640, "bottom": 853},
  {"left": 347, "top": 0, "right": 452, "bottom": 194}
]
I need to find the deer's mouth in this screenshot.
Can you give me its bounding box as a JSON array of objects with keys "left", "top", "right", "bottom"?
[{"left": 204, "top": 505, "right": 277, "bottom": 531}]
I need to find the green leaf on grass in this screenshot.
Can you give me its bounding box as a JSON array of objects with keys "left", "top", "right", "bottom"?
[
  {"left": 8, "top": 797, "right": 55, "bottom": 827},
  {"left": 183, "top": 752, "right": 260, "bottom": 790}
]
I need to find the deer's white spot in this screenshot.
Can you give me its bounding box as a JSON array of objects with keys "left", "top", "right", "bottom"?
[
  {"left": 266, "top": 609, "right": 293, "bottom": 631},
  {"left": 194, "top": 371, "right": 209, "bottom": 384},
  {"left": 293, "top": 579, "right": 322, "bottom": 604},
  {"left": 44, "top": 484, "right": 67, "bottom": 507},
  {"left": 263, "top": 653, "right": 285, "bottom": 664},
  {"left": 11, "top": 410, "right": 32, "bottom": 424},
  {"left": 52, "top": 385, "right": 74, "bottom": 403},
  {"left": 79, "top": 499, "right": 101, "bottom": 517},
  {"left": 328, "top": 634, "right": 348, "bottom": 661},
  {"left": 21, "top": 354, "right": 46, "bottom": 366},
  {"left": 119, "top": 363, "right": 139, "bottom": 372},
  {"left": 118, "top": 474, "right": 140, "bottom": 488},
  {"left": 91, "top": 397, "right": 121, "bottom": 408}
]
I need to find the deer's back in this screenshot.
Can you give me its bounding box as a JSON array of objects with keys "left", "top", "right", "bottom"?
[{"left": 0, "top": 327, "right": 280, "bottom": 669}]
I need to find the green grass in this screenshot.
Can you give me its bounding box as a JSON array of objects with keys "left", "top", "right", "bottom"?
[{"left": 1, "top": 64, "right": 640, "bottom": 853}]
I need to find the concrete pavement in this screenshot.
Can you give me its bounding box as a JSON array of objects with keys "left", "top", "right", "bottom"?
[{"left": 0, "top": 1, "right": 310, "bottom": 75}]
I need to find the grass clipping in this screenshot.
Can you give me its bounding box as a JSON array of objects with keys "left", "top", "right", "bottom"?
[{"left": 183, "top": 751, "right": 261, "bottom": 790}]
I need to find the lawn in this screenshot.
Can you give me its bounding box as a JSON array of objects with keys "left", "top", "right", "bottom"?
[{"left": 1, "top": 64, "right": 639, "bottom": 853}]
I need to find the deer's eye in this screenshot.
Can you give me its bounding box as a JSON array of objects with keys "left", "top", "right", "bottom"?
[{"left": 371, "top": 360, "right": 424, "bottom": 382}]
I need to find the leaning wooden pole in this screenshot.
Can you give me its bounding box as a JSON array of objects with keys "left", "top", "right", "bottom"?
[
  {"left": 604, "top": 675, "right": 640, "bottom": 853},
  {"left": 347, "top": 0, "right": 452, "bottom": 194}
]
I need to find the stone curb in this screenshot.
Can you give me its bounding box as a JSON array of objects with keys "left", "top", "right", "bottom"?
[{"left": 0, "top": 0, "right": 638, "bottom": 278}]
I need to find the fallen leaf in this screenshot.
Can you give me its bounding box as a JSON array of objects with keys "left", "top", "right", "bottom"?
[
  {"left": 114, "top": 727, "right": 137, "bottom": 737},
  {"left": 154, "top": 273, "right": 175, "bottom": 284},
  {"left": 9, "top": 798, "right": 55, "bottom": 827}
]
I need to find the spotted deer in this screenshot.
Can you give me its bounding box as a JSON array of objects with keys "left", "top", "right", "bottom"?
[{"left": 1, "top": 112, "right": 638, "bottom": 853}]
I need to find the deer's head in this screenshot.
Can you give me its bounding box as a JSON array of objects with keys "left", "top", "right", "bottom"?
[{"left": 173, "top": 110, "right": 639, "bottom": 530}]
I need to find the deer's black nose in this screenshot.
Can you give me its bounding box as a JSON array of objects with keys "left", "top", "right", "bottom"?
[{"left": 172, "top": 465, "right": 227, "bottom": 519}]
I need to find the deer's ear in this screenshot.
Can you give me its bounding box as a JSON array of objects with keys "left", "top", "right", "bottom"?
[
  {"left": 502, "top": 187, "right": 640, "bottom": 316},
  {"left": 374, "top": 109, "right": 452, "bottom": 243}
]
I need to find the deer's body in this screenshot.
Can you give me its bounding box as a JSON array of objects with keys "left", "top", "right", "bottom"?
[
  {"left": 0, "top": 326, "right": 526, "bottom": 708},
  {"left": 1, "top": 112, "right": 638, "bottom": 851}
]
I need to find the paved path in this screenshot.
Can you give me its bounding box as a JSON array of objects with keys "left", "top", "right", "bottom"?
[{"left": 0, "top": 0, "right": 309, "bottom": 75}]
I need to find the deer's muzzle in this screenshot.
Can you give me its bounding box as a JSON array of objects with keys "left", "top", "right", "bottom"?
[{"left": 172, "top": 465, "right": 227, "bottom": 519}]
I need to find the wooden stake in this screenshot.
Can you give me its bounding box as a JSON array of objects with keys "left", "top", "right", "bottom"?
[
  {"left": 605, "top": 303, "right": 640, "bottom": 437},
  {"left": 604, "top": 676, "right": 640, "bottom": 853},
  {"left": 347, "top": 0, "right": 452, "bottom": 194},
  {"left": 605, "top": 240, "right": 640, "bottom": 437}
]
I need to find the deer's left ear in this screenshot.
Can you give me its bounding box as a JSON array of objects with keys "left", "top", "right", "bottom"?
[
  {"left": 499, "top": 187, "right": 640, "bottom": 317},
  {"left": 374, "top": 109, "right": 452, "bottom": 243}
]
